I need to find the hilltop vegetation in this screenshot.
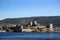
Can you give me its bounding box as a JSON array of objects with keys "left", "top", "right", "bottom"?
[{"left": 0, "top": 16, "right": 60, "bottom": 27}]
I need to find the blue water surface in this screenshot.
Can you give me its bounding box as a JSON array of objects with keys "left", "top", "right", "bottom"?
[{"left": 0, "top": 32, "right": 60, "bottom": 40}]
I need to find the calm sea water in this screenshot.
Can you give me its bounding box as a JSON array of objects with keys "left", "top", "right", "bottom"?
[{"left": 0, "top": 32, "right": 60, "bottom": 40}]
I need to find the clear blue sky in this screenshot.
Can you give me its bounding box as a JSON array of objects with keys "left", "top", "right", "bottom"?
[{"left": 0, "top": 0, "right": 60, "bottom": 20}]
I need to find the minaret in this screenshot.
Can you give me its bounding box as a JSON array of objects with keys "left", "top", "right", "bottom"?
[{"left": 49, "top": 23, "right": 54, "bottom": 32}]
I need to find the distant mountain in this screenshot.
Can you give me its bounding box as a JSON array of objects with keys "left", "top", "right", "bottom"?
[{"left": 0, "top": 16, "right": 60, "bottom": 27}]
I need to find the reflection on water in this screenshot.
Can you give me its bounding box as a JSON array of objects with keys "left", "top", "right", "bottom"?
[{"left": 0, "top": 32, "right": 60, "bottom": 40}]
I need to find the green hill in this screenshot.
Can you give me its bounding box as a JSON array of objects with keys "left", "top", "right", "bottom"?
[{"left": 0, "top": 16, "right": 60, "bottom": 27}]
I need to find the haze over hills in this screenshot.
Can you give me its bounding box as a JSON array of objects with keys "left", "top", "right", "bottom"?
[{"left": 0, "top": 16, "right": 60, "bottom": 27}]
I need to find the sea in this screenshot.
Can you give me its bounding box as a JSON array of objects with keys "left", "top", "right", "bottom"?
[{"left": 0, "top": 32, "right": 60, "bottom": 40}]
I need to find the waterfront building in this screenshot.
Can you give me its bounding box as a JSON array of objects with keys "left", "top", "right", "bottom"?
[
  {"left": 0, "top": 30, "right": 6, "bottom": 32},
  {"left": 0, "top": 27, "right": 6, "bottom": 32},
  {"left": 22, "top": 29, "right": 34, "bottom": 32},
  {"left": 54, "top": 27, "right": 60, "bottom": 32}
]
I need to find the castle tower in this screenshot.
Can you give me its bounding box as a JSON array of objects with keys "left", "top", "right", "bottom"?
[
  {"left": 34, "top": 21, "right": 37, "bottom": 25},
  {"left": 30, "top": 21, "right": 33, "bottom": 26},
  {"left": 49, "top": 23, "right": 54, "bottom": 32},
  {"left": 50, "top": 23, "right": 53, "bottom": 29},
  {"left": 21, "top": 25, "right": 23, "bottom": 29}
]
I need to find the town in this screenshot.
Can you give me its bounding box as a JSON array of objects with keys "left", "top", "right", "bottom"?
[{"left": 0, "top": 21, "right": 60, "bottom": 32}]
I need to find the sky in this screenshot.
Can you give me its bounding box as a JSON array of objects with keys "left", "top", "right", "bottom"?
[{"left": 0, "top": 0, "right": 60, "bottom": 20}]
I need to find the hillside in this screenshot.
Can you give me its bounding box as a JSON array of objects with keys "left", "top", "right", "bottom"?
[{"left": 0, "top": 16, "right": 60, "bottom": 27}]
